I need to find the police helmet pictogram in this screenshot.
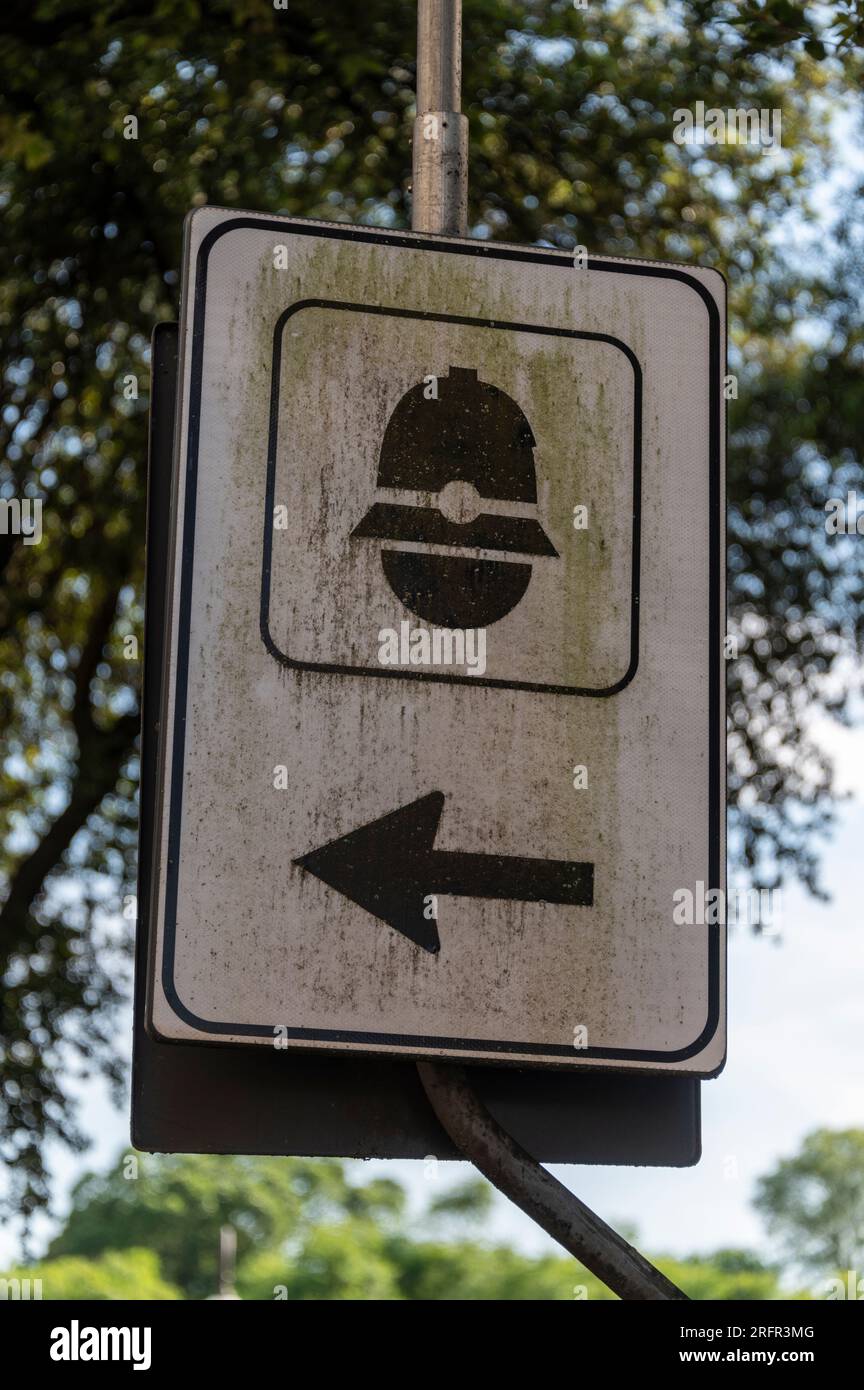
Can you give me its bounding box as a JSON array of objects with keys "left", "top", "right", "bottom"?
[{"left": 352, "top": 365, "right": 557, "bottom": 628}]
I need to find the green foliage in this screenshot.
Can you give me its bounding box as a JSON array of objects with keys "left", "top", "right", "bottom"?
[
  {"left": 2, "top": 1247, "right": 181, "bottom": 1300},
  {"left": 426, "top": 1175, "right": 494, "bottom": 1223},
  {"left": 6, "top": 1149, "right": 809, "bottom": 1300},
  {"left": 241, "top": 1221, "right": 405, "bottom": 1301},
  {"left": 754, "top": 1128, "right": 864, "bottom": 1274},
  {"left": 381, "top": 1233, "right": 615, "bottom": 1300},
  {"left": 728, "top": 0, "right": 864, "bottom": 57},
  {"left": 1, "top": 1, "right": 863, "bottom": 1221},
  {"left": 48, "top": 1151, "right": 405, "bottom": 1299},
  {"left": 661, "top": 1253, "right": 788, "bottom": 1301}
]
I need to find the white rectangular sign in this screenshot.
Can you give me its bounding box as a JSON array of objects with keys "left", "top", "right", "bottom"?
[{"left": 147, "top": 207, "right": 725, "bottom": 1074}]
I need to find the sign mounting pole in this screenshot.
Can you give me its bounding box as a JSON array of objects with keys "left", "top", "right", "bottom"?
[
  {"left": 412, "top": 0, "right": 468, "bottom": 236},
  {"left": 409, "top": 0, "right": 686, "bottom": 1302}
]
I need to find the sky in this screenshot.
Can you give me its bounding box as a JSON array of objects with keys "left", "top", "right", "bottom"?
[{"left": 2, "top": 707, "right": 863, "bottom": 1279}]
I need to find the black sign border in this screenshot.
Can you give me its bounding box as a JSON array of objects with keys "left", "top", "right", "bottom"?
[
  {"left": 155, "top": 216, "right": 724, "bottom": 1070},
  {"left": 261, "top": 299, "right": 641, "bottom": 696}
]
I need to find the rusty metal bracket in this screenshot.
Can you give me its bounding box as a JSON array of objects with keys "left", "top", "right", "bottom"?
[{"left": 417, "top": 1062, "right": 689, "bottom": 1300}]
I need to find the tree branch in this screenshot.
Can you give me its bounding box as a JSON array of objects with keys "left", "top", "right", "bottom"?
[{"left": 0, "top": 583, "right": 139, "bottom": 974}]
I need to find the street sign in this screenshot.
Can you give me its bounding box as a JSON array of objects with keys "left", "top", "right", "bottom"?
[
  {"left": 134, "top": 322, "right": 701, "bottom": 1166},
  {"left": 146, "top": 208, "right": 725, "bottom": 1074}
]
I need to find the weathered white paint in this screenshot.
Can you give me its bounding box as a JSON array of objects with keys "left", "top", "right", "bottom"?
[{"left": 147, "top": 206, "right": 725, "bottom": 1074}]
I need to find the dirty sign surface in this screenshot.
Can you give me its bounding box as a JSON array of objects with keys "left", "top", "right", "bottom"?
[{"left": 147, "top": 207, "right": 725, "bottom": 1074}]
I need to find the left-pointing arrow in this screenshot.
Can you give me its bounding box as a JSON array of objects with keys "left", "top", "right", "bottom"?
[{"left": 294, "top": 792, "right": 594, "bottom": 955}]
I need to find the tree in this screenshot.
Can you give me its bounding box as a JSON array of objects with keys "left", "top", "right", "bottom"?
[
  {"left": 658, "top": 1249, "right": 789, "bottom": 1301},
  {"left": 242, "top": 1222, "right": 406, "bottom": 1301},
  {"left": 48, "top": 1151, "right": 405, "bottom": 1300},
  {"left": 425, "top": 1176, "right": 495, "bottom": 1230},
  {"left": 1, "top": 1, "right": 863, "bottom": 1219},
  {"left": 1, "top": 1247, "right": 181, "bottom": 1300},
  {"left": 6, "top": 1149, "right": 800, "bottom": 1300},
  {"left": 726, "top": 0, "right": 864, "bottom": 58},
  {"left": 754, "top": 1128, "right": 864, "bottom": 1276}
]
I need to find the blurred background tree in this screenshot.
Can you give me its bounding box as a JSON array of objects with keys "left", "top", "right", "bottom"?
[
  {"left": 754, "top": 1128, "right": 864, "bottom": 1277},
  {"left": 47, "top": 1152, "right": 406, "bottom": 1299},
  {"left": 1, "top": 1246, "right": 180, "bottom": 1300},
  {"left": 1, "top": 0, "right": 863, "bottom": 1221},
  {"left": 2, "top": 1148, "right": 804, "bottom": 1300}
]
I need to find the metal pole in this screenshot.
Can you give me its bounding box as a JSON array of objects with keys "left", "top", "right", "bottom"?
[
  {"left": 410, "top": 4, "right": 688, "bottom": 1303},
  {"left": 412, "top": 0, "right": 468, "bottom": 235},
  {"left": 218, "top": 1223, "right": 237, "bottom": 1297},
  {"left": 418, "top": 1063, "right": 688, "bottom": 1301}
]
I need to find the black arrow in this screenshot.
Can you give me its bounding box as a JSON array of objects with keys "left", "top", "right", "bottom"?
[{"left": 294, "top": 791, "right": 594, "bottom": 954}]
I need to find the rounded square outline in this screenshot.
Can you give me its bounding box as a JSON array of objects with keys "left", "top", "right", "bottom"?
[{"left": 260, "top": 298, "right": 642, "bottom": 698}]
